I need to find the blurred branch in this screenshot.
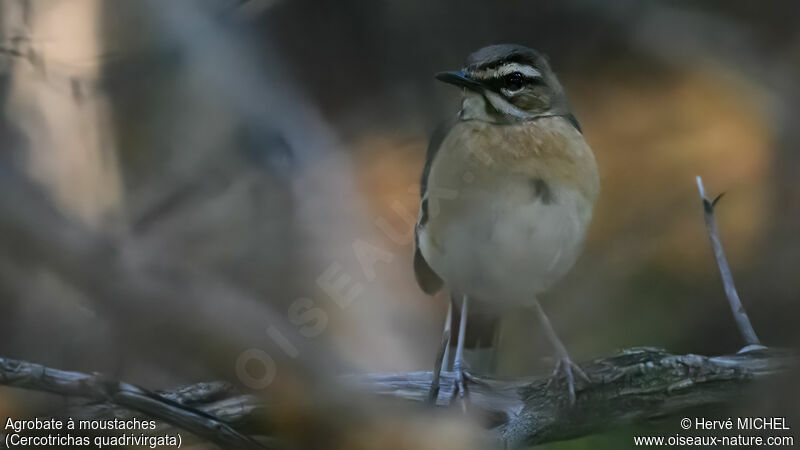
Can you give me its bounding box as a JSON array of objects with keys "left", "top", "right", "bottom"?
[
  {"left": 696, "top": 176, "right": 762, "bottom": 347},
  {"left": 2, "top": 348, "right": 795, "bottom": 448},
  {"left": 0, "top": 166, "right": 330, "bottom": 373},
  {"left": 0, "top": 357, "right": 268, "bottom": 450}
]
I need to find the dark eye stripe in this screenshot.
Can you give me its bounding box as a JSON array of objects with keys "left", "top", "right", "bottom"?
[
  {"left": 480, "top": 72, "right": 536, "bottom": 94},
  {"left": 469, "top": 69, "right": 541, "bottom": 95},
  {"left": 480, "top": 77, "right": 513, "bottom": 91}
]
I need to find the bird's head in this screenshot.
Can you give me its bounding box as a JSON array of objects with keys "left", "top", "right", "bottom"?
[{"left": 436, "top": 44, "right": 570, "bottom": 123}]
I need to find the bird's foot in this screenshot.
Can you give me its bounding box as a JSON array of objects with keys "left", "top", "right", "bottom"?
[
  {"left": 450, "top": 363, "right": 470, "bottom": 412},
  {"left": 546, "top": 353, "right": 591, "bottom": 406}
]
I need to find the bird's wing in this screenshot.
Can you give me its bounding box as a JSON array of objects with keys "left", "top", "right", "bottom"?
[
  {"left": 413, "top": 117, "right": 456, "bottom": 295},
  {"left": 564, "top": 112, "right": 582, "bottom": 133}
]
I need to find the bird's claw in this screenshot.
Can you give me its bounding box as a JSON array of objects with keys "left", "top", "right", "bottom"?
[
  {"left": 451, "top": 364, "right": 470, "bottom": 412},
  {"left": 546, "top": 355, "right": 591, "bottom": 406}
]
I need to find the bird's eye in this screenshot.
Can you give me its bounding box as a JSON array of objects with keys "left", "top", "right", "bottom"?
[{"left": 504, "top": 72, "right": 527, "bottom": 91}]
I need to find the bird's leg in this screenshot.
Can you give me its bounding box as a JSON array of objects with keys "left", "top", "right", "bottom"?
[
  {"left": 452, "top": 295, "right": 470, "bottom": 408},
  {"left": 533, "top": 299, "right": 590, "bottom": 405},
  {"left": 427, "top": 301, "right": 452, "bottom": 405},
  {"left": 441, "top": 300, "right": 453, "bottom": 372}
]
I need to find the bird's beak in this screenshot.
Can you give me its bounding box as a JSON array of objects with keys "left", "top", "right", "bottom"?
[{"left": 435, "top": 71, "right": 483, "bottom": 91}]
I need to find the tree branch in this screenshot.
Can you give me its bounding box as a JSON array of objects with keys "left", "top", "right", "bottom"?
[
  {"left": 0, "top": 357, "right": 268, "bottom": 450},
  {"left": 2, "top": 348, "right": 795, "bottom": 448},
  {"left": 355, "top": 347, "right": 795, "bottom": 446}
]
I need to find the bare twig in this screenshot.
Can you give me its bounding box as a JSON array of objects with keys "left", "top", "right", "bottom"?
[{"left": 696, "top": 176, "right": 762, "bottom": 346}]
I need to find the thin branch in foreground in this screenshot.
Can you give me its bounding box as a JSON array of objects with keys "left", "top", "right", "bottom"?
[
  {"left": 695, "top": 176, "right": 762, "bottom": 346},
  {"left": 0, "top": 357, "right": 268, "bottom": 450}
]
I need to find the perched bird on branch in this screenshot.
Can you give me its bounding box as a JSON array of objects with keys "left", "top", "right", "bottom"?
[{"left": 414, "top": 44, "right": 600, "bottom": 404}]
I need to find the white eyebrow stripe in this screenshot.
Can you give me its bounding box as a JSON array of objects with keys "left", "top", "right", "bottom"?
[
  {"left": 496, "top": 63, "right": 541, "bottom": 78},
  {"left": 470, "top": 63, "right": 542, "bottom": 80}
]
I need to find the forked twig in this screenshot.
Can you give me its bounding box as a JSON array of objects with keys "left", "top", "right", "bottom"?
[{"left": 696, "top": 176, "right": 761, "bottom": 347}]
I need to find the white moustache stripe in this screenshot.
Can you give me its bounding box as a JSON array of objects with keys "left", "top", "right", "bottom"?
[{"left": 483, "top": 90, "right": 527, "bottom": 119}]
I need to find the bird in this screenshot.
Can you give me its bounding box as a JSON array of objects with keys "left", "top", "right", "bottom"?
[{"left": 414, "top": 44, "right": 600, "bottom": 405}]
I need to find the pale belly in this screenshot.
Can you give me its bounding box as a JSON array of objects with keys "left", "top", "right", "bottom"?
[{"left": 418, "top": 180, "right": 593, "bottom": 307}]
